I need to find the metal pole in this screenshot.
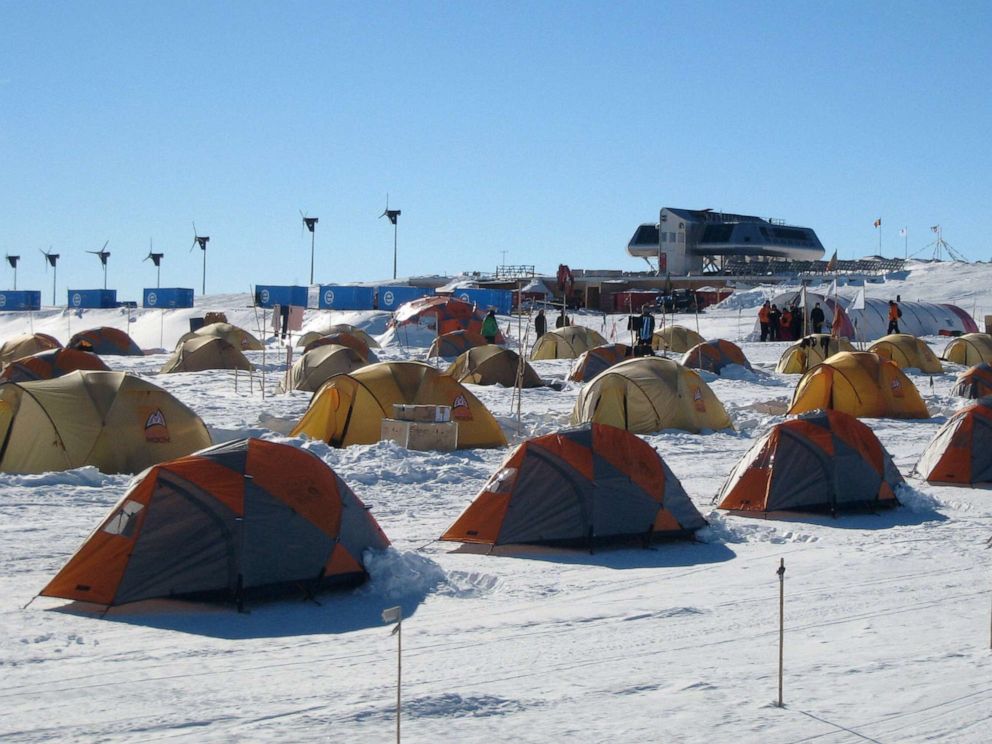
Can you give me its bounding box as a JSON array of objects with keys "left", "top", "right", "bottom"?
[
  {"left": 202, "top": 249, "right": 207, "bottom": 296},
  {"left": 310, "top": 228, "right": 315, "bottom": 285},
  {"left": 396, "top": 617, "right": 402, "bottom": 744},
  {"left": 392, "top": 222, "right": 398, "bottom": 280},
  {"left": 777, "top": 558, "right": 786, "bottom": 708},
  {"left": 52, "top": 265, "right": 56, "bottom": 306}
]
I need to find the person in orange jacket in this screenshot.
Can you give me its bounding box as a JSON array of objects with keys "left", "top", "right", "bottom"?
[
  {"left": 780, "top": 306, "right": 793, "bottom": 340},
  {"left": 758, "top": 301, "right": 771, "bottom": 341},
  {"left": 887, "top": 300, "right": 901, "bottom": 334}
]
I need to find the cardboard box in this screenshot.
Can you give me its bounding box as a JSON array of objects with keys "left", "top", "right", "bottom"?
[
  {"left": 391, "top": 404, "right": 451, "bottom": 423},
  {"left": 381, "top": 419, "right": 458, "bottom": 451}
]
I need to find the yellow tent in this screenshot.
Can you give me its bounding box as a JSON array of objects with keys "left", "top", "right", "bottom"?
[
  {"left": 867, "top": 334, "right": 943, "bottom": 374},
  {"left": 298, "top": 325, "right": 380, "bottom": 350},
  {"left": 160, "top": 336, "right": 252, "bottom": 373},
  {"left": 277, "top": 344, "right": 368, "bottom": 393},
  {"left": 0, "top": 371, "right": 212, "bottom": 474},
  {"left": 942, "top": 333, "right": 992, "bottom": 366},
  {"left": 177, "top": 322, "right": 263, "bottom": 351},
  {"left": 530, "top": 326, "right": 607, "bottom": 360},
  {"left": 0, "top": 333, "right": 61, "bottom": 366},
  {"left": 291, "top": 361, "right": 506, "bottom": 448},
  {"left": 571, "top": 357, "right": 733, "bottom": 434},
  {"left": 776, "top": 335, "right": 856, "bottom": 374},
  {"left": 788, "top": 351, "right": 929, "bottom": 419},
  {"left": 445, "top": 346, "right": 543, "bottom": 388},
  {"left": 652, "top": 325, "right": 705, "bottom": 353}
]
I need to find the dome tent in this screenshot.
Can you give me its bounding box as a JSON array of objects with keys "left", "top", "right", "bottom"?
[
  {"left": 568, "top": 344, "right": 631, "bottom": 382},
  {"left": 776, "top": 335, "right": 856, "bottom": 374},
  {"left": 0, "top": 332, "right": 61, "bottom": 366},
  {"left": 942, "top": 333, "right": 992, "bottom": 366},
  {"left": 428, "top": 330, "right": 490, "bottom": 360},
  {"left": 177, "top": 322, "right": 263, "bottom": 351},
  {"left": 445, "top": 346, "right": 542, "bottom": 388},
  {"left": 571, "top": 357, "right": 733, "bottom": 434},
  {"left": 530, "top": 326, "right": 607, "bottom": 360},
  {"left": 916, "top": 398, "right": 992, "bottom": 485},
  {"left": 951, "top": 363, "right": 992, "bottom": 399},
  {"left": 788, "top": 352, "right": 929, "bottom": 419},
  {"left": 69, "top": 327, "right": 142, "bottom": 356},
  {"left": 391, "top": 296, "right": 504, "bottom": 343},
  {"left": 440, "top": 424, "right": 706, "bottom": 547},
  {"left": 0, "top": 348, "right": 109, "bottom": 382},
  {"left": 716, "top": 409, "right": 903, "bottom": 515},
  {"left": 680, "top": 339, "right": 752, "bottom": 375},
  {"left": 302, "top": 332, "right": 378, "bottom": 362},
  {"left": 291, "top": 361, "right": 506, "bottom": 448},
  {"left": 651, "top": 325, "right": 705, "bottom": 353},
  {"left": 0, "top": 371, "right": 211, "bottom": 474},
  {"left": 40, "top": 438, "right": 390, "bottom": 608},
  {"left": 298, "top": 325, "right": 380, "bottom": 350},
  {"left": 277, "top": 344, "right": 368, "bottom": 393},
  {"left": 867, "top": 334, "right": 943, "bottom": 374},
  {"left": 160, "top": 337, "right": 252, "bottom": 373}
]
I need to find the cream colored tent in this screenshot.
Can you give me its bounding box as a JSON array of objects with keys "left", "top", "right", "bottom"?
[
  {"left": 776, "top": 335, "right": 856, "bottom": 374},
  {"left": 291, "top": 361, "right": 506, "bottom": 448},
  {"left": 942, "top": 333, "right": 992, "bottom": 366},
  {"left": 867, "top": 334, "right": 943, "bottom": 374},
  {"left": 277, "top": 344, "right": 368, "bottom": 393},
  {"left": 445, "top": 346, "right": 543, "bottom": 387},
  {"left": 652, "top": 325, "right": 705, "bottom": 353},
  {"left": 0, "top": 371, "right": 212, "bottom": 474},
  {"left": 160, "top": 337, "right": 252, "bottom": 373},
  {"left": 571, "top": 357, "right": 733, "bottom": 434},
  {"left": 177, "top": 322, "right": 263, "bottom": 351},
  {"left": 0, "top": 333, "right": 61, "bottom": 366},
  {"left": 530, "top": 326, "right": 607, "bottom": 360},
  {"left": 298, "top": 325, "right": 380, "bottom": 350}
]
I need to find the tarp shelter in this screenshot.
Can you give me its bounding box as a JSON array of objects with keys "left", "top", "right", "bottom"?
[
  {"left": 69, "top": 327, "right": 143, "bottom": 356},
  {"left": 0, "top": 371, "right": 212, "bottom": 474},
  {"left": 867, "top": 334, "right": 943, "bottom": 374},
  {"left": 178, "top": 322, "right": 263, "bottom": 351},
  {"left": 571, "top": 357, "right": 733, "bottom": 434},
  {"left": 0, "top": 333, "right": 61, "bottom": 366},
  {"left": 569, "top": 344, "right": 631, "bottom": 382},
  {"left": 440, "top": 423, "right": 706, "bottom": 547},
  {"left": 680, "top": 339, "right": 752, "bottom": 375},
  {"left": 0, "top": 348, "right": 109, "bottom": 382},
  {"left": 391, "top": 296, "right": 505, "bottom": 343},
  {"left": 652, "top": 325, "right": 705, "bottom": 353},
  {"left": 428, "top": 330, "right": 490, "bottom": 360},
  {"left": 788, "top": 351, "right": 929, "bottom": 419},
  {"left": 302, "top": 332, "right": 378, "bottom": 362},
  {"left": 445, "top": 346, "right": 543, "bottom": 388},
  {"left": 716, "top": 409, "right": 902, "bottom": 514},
  {"left": 530, "top": 326, "right": 608, "bottom": 360},
  {"left": 951, "top": 363, "right": 992, "bottom": 399},
  {"left": 916, "top": 398, "right": 992, "bottom": 485},
  {"left": 298, "top": 325, "right": 380, "bottom": 350},
  {"left": 40, "top": 438, "right": 390, "bottom": 607},
  {"left": 776, "top": 335, "right": 856, "bottom": 374},
  {"left": 276, "top": 344, "right": 368, "bottom": 393},
  {"left": 291, "top": 361, "right": 507, "bottom": 448},
  {"left": 160, "top": 337, "right": 252, "bottom": 374},
  {"left": 942, "top": 333, "right": 992, "bottom": 366}
]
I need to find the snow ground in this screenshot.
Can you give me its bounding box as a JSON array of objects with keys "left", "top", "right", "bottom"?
[{"left": 1, "top": 260, "right": 990, "bottom": 742}]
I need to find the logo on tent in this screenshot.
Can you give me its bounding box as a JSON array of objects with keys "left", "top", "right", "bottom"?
[
  {"left": 144, "top": 409, "right": 171, "bottom": 443},
  {"left": 692, "top": 386, "right": 706, "bottom": 412},
  {"left": 452, "top": 394, "right": 473, "bottom": 420},
  {"left": 890, "top": 378, "right": 904, "bottom": 398}
]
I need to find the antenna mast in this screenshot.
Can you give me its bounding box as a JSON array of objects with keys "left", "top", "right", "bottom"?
[
  {"left": 41, "top": 248, "right": 59, "bottom": 305},
  {"left": 380, "top": 195, "right": 402, "bottom": 280},
  {"left": 301, "top": 211, "right": 319, "bottom": 284},
  {"left": 5, "top": 255, "right": 19, "bottom": 290},
  {"left": 192, "top": 223, "right": 210, "bottom": 295}
]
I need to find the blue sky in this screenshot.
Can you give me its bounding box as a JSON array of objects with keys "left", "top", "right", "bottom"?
[{"left": 1, "top": 1, "right": 990, "bottom": 301}]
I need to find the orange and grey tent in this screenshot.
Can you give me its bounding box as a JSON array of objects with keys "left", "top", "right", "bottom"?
[
  {"left": 951, "top": 363, "right": 992, "bottom": 399},
  {"left": 530, "top": 326, "right": 608, "bottom": 360},
  {"left": 916, "top": 398, "right": 992, "bottom": 485},
  {"left": 160, "top": 336, "right": 252, "bottom": 373},
  {"left": 303, "top": 332, "right": 379, "bottom": 362},
  {"left": 680, "top": 339, "right": 752, "bottom": 375},
  {"left": 292, "top": 361, "right": 506, "bottom": 448},
  {"left": 0, "top": 348, "right": 109, "bottom": 382},
  {"left": 652, "top": 325, "right": 705, "bottom": 353},
  {"left": 298, "top": 325, "right": 380, "bottom": 350},
  {"left": 440, "top": 423, "right": 706, "bottom": 547},
  {"left": 40, "top": 438, "right": 390, "bottom": 608},
  {"left": 776, "top": 335, "right": 856, "bottom": 374},
  {"left": 177, "top": 322, "right": 263, "bottom": 351},
  {"left": 428, "top": 330, "right": 490, "bottom": 360},
  {"left": 277, "top": 344, "right": 368, "bottom": 393},
  {"left": 942, "top": 333, "right": 992, "bottom": 366},
  {"left": 569, "top": 343, "right": 631, "bottom": 382},
  {"left": 867, "top": 334, "right": 943, "bottom": 374},
  {"left": 571, "top": 357, "right": 733, "bottom": 434},
  {"left": 716, "top": 409, "right": 903, "bottom": 514},
  {"left": 0, "top": 371, "right": 211, "bottom": 474},
  {"left": 392, "top": 296, "right": 504, "bottom": 342},
  {"left": 788, "top": 352, "right": 929, "bottom": 419},
  {"left": 445, "top": 345, "right": 542, "bottom": 388},
  {"left": 69, "top": 327, "right": 143, "bottom": 356},
  {"left": 0, "top": 332, "right": 61, "bottom": 366}
]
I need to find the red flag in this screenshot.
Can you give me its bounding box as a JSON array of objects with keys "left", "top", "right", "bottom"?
[
  {"left": 873, "top": 218, "right": 881, "bottom": 228},
  {"left": 825, "top": 250, "right": 838, "bottom": 271}
]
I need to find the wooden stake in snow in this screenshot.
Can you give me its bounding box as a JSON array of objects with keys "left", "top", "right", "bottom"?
[
  {"left": 382, "top": 606, "right": 403, "bottom": 744},
  {"left": 777, "top": 558, "right": 786, "bottom": 707}
]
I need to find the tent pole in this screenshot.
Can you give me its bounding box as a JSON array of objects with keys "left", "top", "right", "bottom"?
[{"left": 777, "top": 558, "right": 786, "bottom": 708}]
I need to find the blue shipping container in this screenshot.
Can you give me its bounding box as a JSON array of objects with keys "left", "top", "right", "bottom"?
[
  {"left": 254, "top": 285, "right": 309, "bottom": 308},
  {"left": 0, "top": 291, "right": 42, "bottom": 312},
  {"left": 455, "top": 288, "right": 513, "bottom": 314},
  {"left": 68, "top": 289, "right": 117, "bottom": 309},
  {"left": 318, "top": 285, "right": 375, "bottom": 310},
  {"left": 377, "top": 286, "right": 432, "bottom": 311},
  {"left": 143, "top": 288, "right": 195, "bottom": 309}
]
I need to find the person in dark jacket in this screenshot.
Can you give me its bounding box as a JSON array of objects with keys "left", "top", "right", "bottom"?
[
  {"left": 768, "top": 304, "right": 782, "bottom": 341},
  {"left": 887, "top": 300, "right": 901, "bottom": 334},
  {"left": 637, "top": 305, "right": 656, "bottom": 356},
  {"left": 534, "top": 309, "right": 547, "bottom": 339},
  {"left": 810, "top": 302, "right": 825, "bottom": 334},
  {"left": 481, "top": 309, "right": 499, "bottom": 344}
]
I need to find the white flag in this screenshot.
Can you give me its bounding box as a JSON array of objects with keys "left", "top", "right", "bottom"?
[
  {"left": 851, "top": 287, "right": 866, "bottom": 311},
  {"left": 824, "top": 279, "right": 837, "bottom": 298},
  {"left": 798, "top": 285, "right": 807, "bottom": 308}
]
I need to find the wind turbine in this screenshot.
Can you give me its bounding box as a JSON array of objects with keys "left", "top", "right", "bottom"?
[
  {"left": 5, "top": 254, "right": 19, "bottom": 290},
  {"left": 41, "top": 248, "right": 59, "bottom": 305},
  {"left": 145, "top": 239, "right": 165, "bottom": 288},
  {"left": 191, "top": 222, "right": 209, "bottom": 295},
  {"left": 300, "top": 210, "right": 319, "bottom": 285},
  {"left": 86, "top": 241, "right": 110, "bottom": 289},
  {"left": 379, "top": 195, "right": 401, "bottom": 280}
]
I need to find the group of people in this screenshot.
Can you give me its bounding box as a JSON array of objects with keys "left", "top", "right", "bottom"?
[{"left": 758, "top": 300, "right": 825, "bottom": 342}]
